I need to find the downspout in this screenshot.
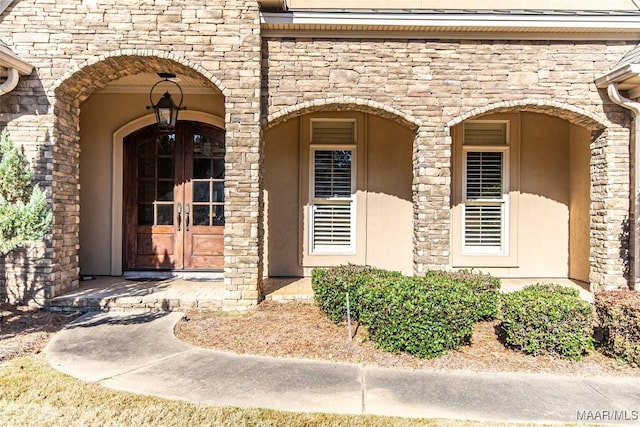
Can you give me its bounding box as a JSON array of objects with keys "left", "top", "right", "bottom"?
[
  {"left": 608, "top": 82, "right": 640, "bottom": 290},
  {"left": 0, "top": 67, "right": 19, "bottom": 95}
]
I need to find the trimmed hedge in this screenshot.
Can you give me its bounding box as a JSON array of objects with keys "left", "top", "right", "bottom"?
[
  {"left": 311, "top": 264, "right": 402, "bottom": 324},
  {"left": 311, "top": 265, "right": 502, "bottom": 358},
  {"left": 594, "top": 291, "right": 640, "bottom": 366},
  {"left": 499, "top": 284, "right": 593, "bottom": 360},
  {"left": 425, "top": 270, "right": 500, "bottom": 320},
  {"left": 359, "top": 276, "right": 477, "bottom": 358}
]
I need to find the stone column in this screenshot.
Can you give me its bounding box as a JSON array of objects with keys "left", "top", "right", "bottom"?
[{"left": 590, "top": 127, "right": 631, "bottom": 291}]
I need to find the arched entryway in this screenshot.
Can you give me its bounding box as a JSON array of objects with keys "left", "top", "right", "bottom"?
[
  {"left": 122, "top": 121, "right": 225, "bottom": 272},
  {"left": 50, "top": 53, "right": 226, "bottom": 281}
]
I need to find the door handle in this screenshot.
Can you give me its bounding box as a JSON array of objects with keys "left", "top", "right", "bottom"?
[
  {"left": 185, "top": 203, "right": 190, "bottom": 231},
  {"left": 177, "top": 203, "right": 182, "bottom": 231}
]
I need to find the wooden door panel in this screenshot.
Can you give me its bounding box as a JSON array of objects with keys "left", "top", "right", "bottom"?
[
  {"left": 124, "top": 122, "right": 224, "bottom": 272},
  {"left": 187, "top": 228, "right": 224, "bottom": 268},
  {"left": 182, "top": 124, "right": 226, "bottom": 270},
  {"left": 191, "top": 231, "right": 223, "bottom": 252},
  {"left": 189, "top": 255, "right": 224, "bottom": 269}
]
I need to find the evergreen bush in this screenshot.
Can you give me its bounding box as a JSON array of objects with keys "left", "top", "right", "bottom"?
[
  {"left": 359, "top": 276, "right": 476, "bottom": 358},
  {"left": 0, "top": 129, "right": 52, "bottom": 256},
  {"left": 425, "top": 269, "right": 500, "bottom": 320},
  {"left": 311, "top": 264, "right": 401, "bottom": 324},
  {"left": 499, "top": 284, "right": 593, "bottom": 360}
]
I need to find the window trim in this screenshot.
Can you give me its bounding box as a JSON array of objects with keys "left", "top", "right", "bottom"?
[
  {"left": 309, "top": 143, "right": 357, "bottom": 255},
  {"left": 461, "top": 143, "right": 510, "bottom": 256}
]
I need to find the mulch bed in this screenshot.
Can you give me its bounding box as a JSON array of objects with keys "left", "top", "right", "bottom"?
[
  {"left": 175, "top": 301, "right": 640, "bottom": 377},
  {"left": 2, "top": 300, "right": 638, "bottom": 377},
  {"left": 0, "top": 303, "right": 80, "bottom": 362}
]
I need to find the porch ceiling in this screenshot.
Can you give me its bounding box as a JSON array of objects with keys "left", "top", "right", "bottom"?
[{"left": 96, "top": 72, "right": 220, "bottom": 95}]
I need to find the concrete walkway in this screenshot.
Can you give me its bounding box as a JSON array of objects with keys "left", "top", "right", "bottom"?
[{"left": 45, "top": 311, "right": 640, "bottom": 425}]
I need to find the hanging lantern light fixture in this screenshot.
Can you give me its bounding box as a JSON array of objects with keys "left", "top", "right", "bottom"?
[{"left": 147, "top": 72, "right": 186, "bottom": 132}]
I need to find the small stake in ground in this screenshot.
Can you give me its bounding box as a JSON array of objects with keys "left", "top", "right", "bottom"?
[{"left": 346, "top": 291, "right": 352, "bottom": 342}]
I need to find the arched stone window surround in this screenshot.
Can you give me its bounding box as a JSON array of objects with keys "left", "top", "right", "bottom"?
[
  {"left": 446, "top": 99, "right": 630, "bottom": 291},
  {"left": 264, "top": 97, "right": 422, "bottom": 132}
]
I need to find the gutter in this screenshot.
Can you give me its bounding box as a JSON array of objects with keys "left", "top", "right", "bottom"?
[
  {"left": 0, "top": 41, "right": 33, "bottom": 96},
  {"left": 607, "top": 82, "right": 640, "bottom": 291},
  {"left": 261, "top": 10, "right": 640, "bottom": 40},
  {"left": 0, "top": 67, "right": 18, "bottom": 94}
]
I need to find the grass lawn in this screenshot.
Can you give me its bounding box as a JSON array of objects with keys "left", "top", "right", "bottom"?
[{"left": 0, "top": 355, "right": 565, "bottom": 427}]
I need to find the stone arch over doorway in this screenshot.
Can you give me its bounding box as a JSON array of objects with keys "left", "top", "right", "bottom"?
[
  {"left": 446, "top": 99, "right": 629, "bottom": 291},
  {"left": 50, "top": 52, "right": 227, "bottom": 298}
]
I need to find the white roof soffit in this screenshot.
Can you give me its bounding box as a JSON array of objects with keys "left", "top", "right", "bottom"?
[{"left": 260, "top": 10, "right": 640, "bottom": 40}]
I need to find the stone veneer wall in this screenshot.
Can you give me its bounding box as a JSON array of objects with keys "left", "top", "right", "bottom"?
[
  {"left": 0, "top": 0, "right": 263, "bottom": 309},
  {"left": 0, "top": 1, "right": 636, "bottom": 306},
  {"left": 262, "top": 38, "right": 634, "bottom": 291}
]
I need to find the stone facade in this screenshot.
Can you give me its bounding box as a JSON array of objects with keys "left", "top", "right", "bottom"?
[
  {"left": 0, "top": 0, "right": 263, "bottom": 309},
  {"left": 262, "top": 38, "right": 634, "bottom": 291},
  {"left": 0, "top": 2, "right": 636, "bottom": 308}
]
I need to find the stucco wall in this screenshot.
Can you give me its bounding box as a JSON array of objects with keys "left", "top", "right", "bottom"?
[
  {"left": 569, "top": 124, "right": 592, "bottom": 282},
  {"left": 263, "top": 112, "right": 414, "bottom": 276},
  {"left": 79, "top": 92, "right": 224, "bottom": 276},
  {"left": 263, "top": 117, "right": 301, "bottom": 277},
  {"left": 518, "top": 113, "right": 571, "bottom": 277}
]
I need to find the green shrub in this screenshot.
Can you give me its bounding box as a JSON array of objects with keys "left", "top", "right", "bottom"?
[
  {"left": 0, "top": 129, "right": 52, "bottom": 256},
  {"left": 498, "top": 284, "right": 593, "bottom": 360},
  {"left": 359, "top": 276, "right": 476, "bottom": 359},
  {"left": 594, "top": 290, "right": 640, "bottom": 366},
  {"left": 311, "top": 264, "right": 402, "bottom": 324},
  {"left": 426, "top": 270, "right": 500, "bottom": 320}
]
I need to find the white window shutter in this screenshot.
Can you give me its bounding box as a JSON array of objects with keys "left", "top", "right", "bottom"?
[
  {"left": 310, "top": 121, "right": 356, "bottom": 253},
  {"left": 312, "top": 121, "right": 355, "bottom": 145},
  {"left": 464, "top": 122, "right": 507, "bottom": 145},
  {"left": 462, "top": 121, "right": 509, "bottom": 254},
  {"left": 464, "top": 205, "right": 503, "bottom": 247},
  {"left": 312, "top": 203, "right": 352, "bottom": 247}
]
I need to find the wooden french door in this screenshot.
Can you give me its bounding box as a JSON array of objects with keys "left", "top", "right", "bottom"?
[{"left": 124, "top": 121, "right": 224, "bottom": 271}]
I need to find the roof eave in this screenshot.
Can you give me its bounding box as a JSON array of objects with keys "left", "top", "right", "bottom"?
[
  {"left": 0, "top": 44, "right": 33, "bottom": 76},
  {"left": 595, "top": 64, "right": 640, "bottom": 88},
  {"left": 261, "top": 10, "right": 640, "bottom": 40}
]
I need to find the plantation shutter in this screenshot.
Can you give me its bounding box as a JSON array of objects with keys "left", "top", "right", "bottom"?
[
  {"left": 462, "top": 122, "right": 508, "bottom": 254},
  {"left": 464, "top": 122, "right": 507, "bottom": 145},
  {"left": 310, "top": 122, "right": 355, "bottom": 253}
]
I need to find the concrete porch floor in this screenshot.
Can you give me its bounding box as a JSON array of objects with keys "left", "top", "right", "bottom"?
[{"left": 48, "top": 275, "right": 590, "bottom": 313}]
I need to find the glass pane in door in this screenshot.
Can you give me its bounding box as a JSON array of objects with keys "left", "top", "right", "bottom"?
[
  {"left": 191, "top": 131, "right": 224, "bottom": 226},
  {"left": 136, "top": 134, "right": 176, "bottom": 226}
]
